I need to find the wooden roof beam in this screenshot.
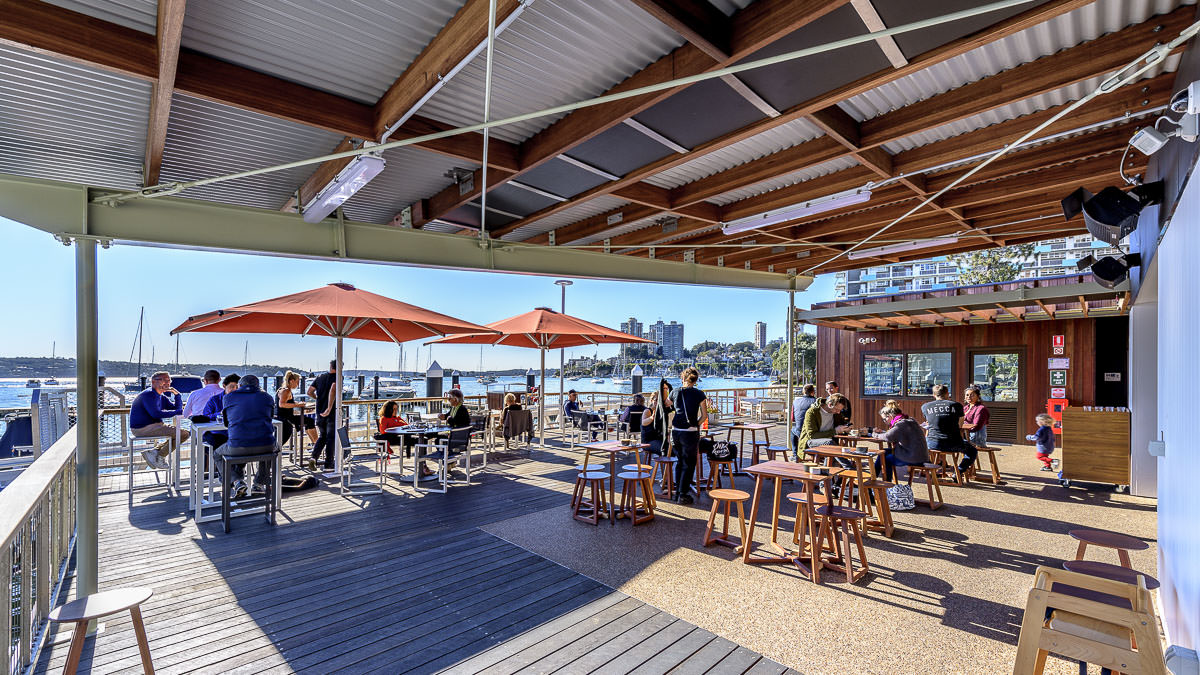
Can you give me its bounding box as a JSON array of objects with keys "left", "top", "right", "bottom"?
[
  {"left": 628, "top": 0, "right": 731, "bottom": 61},
  {"left": 143, "top": 0, "right": 185, "bottom": 187}
]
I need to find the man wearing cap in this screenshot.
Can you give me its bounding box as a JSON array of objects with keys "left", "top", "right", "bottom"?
[{"left": 218, "top": 375, "right": 277, "bottom": 497}]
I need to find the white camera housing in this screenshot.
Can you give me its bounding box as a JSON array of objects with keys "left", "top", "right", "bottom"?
[
  {"left": 1189, "top": 80, "right": 1200, "bottom": 115},
  {"left": 1130, "top": 127, "right": 1170, "bottom": 155}
]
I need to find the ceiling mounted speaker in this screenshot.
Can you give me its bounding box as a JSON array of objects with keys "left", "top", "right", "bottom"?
[{"left": 1061, "top": 181, "right": 1163, "bottom": 246}]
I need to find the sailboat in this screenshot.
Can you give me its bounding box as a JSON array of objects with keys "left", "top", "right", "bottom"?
[
  {"left": 475, "top": 345, "right": 496, "bottom": 384},
  {"left": 124, "top": 307, "right": 146, "bottom": 392}
]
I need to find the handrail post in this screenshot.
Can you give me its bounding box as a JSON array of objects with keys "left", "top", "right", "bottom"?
[{"left": 74, "top": 236, "right": 99, "bottom": 599}]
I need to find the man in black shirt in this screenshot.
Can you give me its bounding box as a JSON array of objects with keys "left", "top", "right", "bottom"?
[
  {"left": 306, "top": 360, "right": 338, "bottom": 471},
  {"left": 826, "top": 380, "right": 852, "bottom": 427},
  {"left": 921, "top": 385, "right": 976, "bottom": 473}
]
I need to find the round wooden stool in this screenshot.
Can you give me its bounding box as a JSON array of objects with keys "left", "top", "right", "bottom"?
[
  {"left": 704, "top": 488, "right": 749, "bottom": 551},
  {"left": 1069, "top": 529, "right": 1149, "bottom": 568},
  {"left": 815, "top": 504, "right": 871, "bottom": 583},
  {"left": 572, "top": 471, "right": 609, "bottom": 525},
  {"left": 906, "top": 462, "right": 945, "bottom": 510},
  {"left": 618, "top": 470, "right": 655, "bottom": 525},
  {"left": 764, "top": 445, "right": 790, "bottom": 462},
  {"left": 707, "top": 456, "right": 736, "bottom": 490},
  {"left": 652, "top": 455, "right": 677, "bottom": 496},
  {"left": 1063, "top": 560, "right": 1160, "bottom": 590},
  {"left": 787, "top": 491, "right": 836, "bottom": 555},
  {"left": 752, "top": 440, "right": 771, "bottom": 464},
  {"left": 570, "top": 465, "right": 604, "bottom": 509},
  {"left": 49, "top": 586, "right": 155, "bottom": 675}
]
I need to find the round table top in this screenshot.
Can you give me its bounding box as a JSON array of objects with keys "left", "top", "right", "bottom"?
[
  {"left": 709, "top": 488, "right": 749, "bottom": 501},
  {"left": 1069, "top": 529, "right": 1149, "bottom": 551},
  {"left": 1064, "top": 560, "right": 1160, "bottom": 589},
  {"left": 48, "top": 587, "right": 153, "bottom": 623}
]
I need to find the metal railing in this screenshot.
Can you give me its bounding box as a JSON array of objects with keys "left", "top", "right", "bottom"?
[{"left": 1, "top": 426, "right": 77, "bottom": 675}]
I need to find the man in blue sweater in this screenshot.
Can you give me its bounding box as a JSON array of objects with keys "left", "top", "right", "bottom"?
[
  {"left": 130, "top": 371, "right": 189, "bottom": 470},
  {"left": 219, "top": 375, "right": 277, "bottom": 497}
]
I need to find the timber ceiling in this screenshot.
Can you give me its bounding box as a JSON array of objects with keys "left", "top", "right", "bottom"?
[{"left": 0, "top": 0, "right": 1195, "bottom": 278}]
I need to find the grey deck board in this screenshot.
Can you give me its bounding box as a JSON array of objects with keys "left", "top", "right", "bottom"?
[{"left": 33, "top": 447, "right": 790, "bottom": 674}]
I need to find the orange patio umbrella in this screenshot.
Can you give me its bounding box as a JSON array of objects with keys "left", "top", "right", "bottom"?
[
  {"left": 426, "top": 307, "right": 654, "bottom": 445},
  {"left": 171, "top": 283, "right": 497, "bottom": 490}
]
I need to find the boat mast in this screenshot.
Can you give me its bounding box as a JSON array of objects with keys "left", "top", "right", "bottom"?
[
  {"left": 174, "top": 334, "right": 180, "bottom": 371},
  {"left": 243, "top": 340, "right": 248, "bottom": 369},
  {"left": 134, "top": 306, "right": 144, "bottom": 383}
]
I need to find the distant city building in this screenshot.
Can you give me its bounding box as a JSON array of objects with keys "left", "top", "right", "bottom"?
[
  {"left": 648, "top": 319, "right": 684, "bottom": 359},
  {"left": 753, "top": 322, "right": 767, "bottom": 349},
  {"left": 833, "top": 235, "right": 1126, "bottom": 300},
  {"left": 620, "top": 317, "right": 643, "bottom": 339}
]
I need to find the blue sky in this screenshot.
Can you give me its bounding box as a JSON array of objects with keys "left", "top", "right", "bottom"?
[{"left": 0, "top": 215, "right": 836, "bottom": 371}]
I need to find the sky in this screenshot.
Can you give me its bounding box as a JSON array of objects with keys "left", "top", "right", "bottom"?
[{"left": 0, "top": 215, "right": 836, "bottom": 372}]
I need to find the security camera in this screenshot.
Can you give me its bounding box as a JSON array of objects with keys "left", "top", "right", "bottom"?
[
  {"left": 1129, "top": 127, "right": 1170, "bottom": 155},
  {"left": 1169, "top": 80, "right": 1200, "bottom": 115}
]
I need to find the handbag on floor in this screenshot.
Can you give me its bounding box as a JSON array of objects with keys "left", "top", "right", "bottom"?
[{"left": 886, "top": 484, "right": 915, "bottom": 511}]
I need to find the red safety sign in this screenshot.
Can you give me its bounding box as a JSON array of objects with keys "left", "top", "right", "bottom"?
[
  {"left": 1050, "top": 387, "right": 1066, "bottom": 398},
  {"left": 1053, "top": 346, "right": 1064, "bottom": 355},
  {"left": 1052, "top": 335, "right": 1064, "bottom": 347}
]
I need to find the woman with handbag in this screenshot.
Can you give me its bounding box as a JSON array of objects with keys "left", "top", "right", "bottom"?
[{"left": 670, "top": 368, "right": 708, "bottom": 505}]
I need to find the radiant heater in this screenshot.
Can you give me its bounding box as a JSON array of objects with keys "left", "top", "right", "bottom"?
[
  {"left": 847, "top": 236, "right": 960, "bottom": 260},
  {"left": 721, "top": 188, "right": 872, "bottom": 235},
  {"left": 302, "top": 152, "right": 387, "bottom": 224}
]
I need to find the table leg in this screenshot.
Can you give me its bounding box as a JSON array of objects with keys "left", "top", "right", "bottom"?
[
  {"left": 1118, "top": 549, "right": 1133, "bottom": 569},
  {"left": 769, "top": 477, "right": 783, "bottom": 548},
  {"left": 130, "top": 605, "right": 156, "bottom": 675},
  {"left": 609, "top": 453, "right": 617, "bottom": 526},
  {"left": 742, "top": 475, "right": 764, "bottom": 563},
  {"left": 1075, "top": 541, "right": 1088, "bottom": 561},
  {"left": 63, "top": 620, "right": 88, "bottom": 675}
]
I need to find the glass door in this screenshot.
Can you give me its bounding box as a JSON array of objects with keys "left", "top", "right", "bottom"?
[{"left": 969, "top": 351, "right": 1022, "bottom": 443}]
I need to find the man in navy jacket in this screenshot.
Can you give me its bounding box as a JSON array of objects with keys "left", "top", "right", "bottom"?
[
  {"left": 219, "top": 375, "right": 277, "bottom": 497},
  {"left": 130, "top": 371, "right": 190, "bottom": 469}
]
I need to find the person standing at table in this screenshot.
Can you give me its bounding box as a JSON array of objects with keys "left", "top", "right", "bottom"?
[
  {"left": 922, "top": 385, "right": 977, "bottom": 474},
  {"left": 130, "top": 371, "right": 190, "bottom": 470},
  {"left": 962, "top": 387, "right": 990, "bottom": 448},
  {"left": 277, "top": 370, "right": 318, "bottom": 447},
  {"left": 826, "top": 380, "right": 852, "bottom": 427},
  {"left": 306, "top": 360, "right": 338, "bottom": 472},
  {"left": 670, "top": 367, "right": 707, "bottom": 505},
  {"left": 641, "top": 380, "right": 674, "bottom": 458},
  {"left": 873, "top": 400, "right": 928, "bottom": 482},
  {"left": 790, "top": 384, "right": 818, "bottom": 460},
  {"left": 219, "top": 375, "right": 277, "bottom": 497}
]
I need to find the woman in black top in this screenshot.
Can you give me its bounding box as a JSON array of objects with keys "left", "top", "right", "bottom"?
[{"left": 670, "top": 367, "right": 708, "bottom": 504}]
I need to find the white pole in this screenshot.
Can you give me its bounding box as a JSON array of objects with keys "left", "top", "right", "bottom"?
[
  {"left": 334, "top": 335, "right": 343, "bottom": 483},
  {"left": 539, "top": 347, "right": 546, "bottom": 447}
]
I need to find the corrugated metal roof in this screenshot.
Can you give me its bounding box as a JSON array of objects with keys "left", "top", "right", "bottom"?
[
  {"left": 0, "top": 45, "right": 149, "bottom": 190},
  {"left": 157, "top": 94, "right": 343, "bottom": 211},
  {"left": 883, "top": 56, "right": 1179, "bottom": 154},
  {"left": 707, "top": 156, "right": 862, "bottom": 206},
  {"left": 838, "top": 0, "right": 1193, "bottom": 122},
  {"left": 40, "top": 0, "right": 157, "bottom": 33},
  {"left": 642, "top": 117, "right": 826, "bottom": 190},
  {"left": 420, "top": 0, "right": 685, "bottom": 144},
  {"left": 341, "top": 147, "right": 478, "bottom": 224},
  {"left": 181, "top": 0, "right": 468, "bottom": 105},
  {"left": 569, "top": 212, "right": 662, "bottom": 245},
  {"left": 500, "top": 194, "right": 629, "bottom": 241}
]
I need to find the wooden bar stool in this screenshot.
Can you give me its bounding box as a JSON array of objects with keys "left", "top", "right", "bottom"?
[
  {"left": 651, "top": 455, "right": 677, "bottom": 496},
  {"left": 618, "top": 470, "right": 655, "bottom": 525},
  {"left": 814, "top": 504, "right": 870, "bottom": 583},
  {"left": 752, "top": 440, "right": 770, "bottom": 465},
  {"left": 788, "top": 491, "right": 838, "bottom": 562},
  {"left": 572, "top": 471, "right": 609, "bottom": 525},
  {"left": 707, "top": 455, "right": 736, "bottom": 490},
  {"left": 764, "top": 445, "right": 789, "bottom": 462},
  {"left": 973, "top": 446, "right": 1005, "bottom": 484},
  {"left": 49, "top": 586, "right": 155, "bottom": 675},
  {"left": 907, "top": 462, "right": 945, "bottom": 510},
  {"left": 1069, "top": 529, "right": 1149, "bottom": 569},
  {"left": 704, "top": 488, "right": 749, "bottom": 551},
  {"left": 861, "top": 479, "right": 895, "bottom": 537}
]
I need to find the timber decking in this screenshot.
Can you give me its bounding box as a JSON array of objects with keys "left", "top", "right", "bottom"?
[{"left": 34, "top": 450, "right": 794, "bottom": 674}]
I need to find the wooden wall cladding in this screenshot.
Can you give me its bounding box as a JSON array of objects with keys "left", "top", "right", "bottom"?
[{"left": 815, "top": 318, "right": 1109, "bottom": 434}]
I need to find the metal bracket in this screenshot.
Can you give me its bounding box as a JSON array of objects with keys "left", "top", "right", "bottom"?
[
  {"left": 603, "top": 238, "right": 611, "bottom": 254},
  {"left": 53, "top": 233, "right": 113, "bottom": 248},
  {"left": 768, "top": 264, "right": 775, "bottom": 273},
  {"left": 445, "top": 168, "right": 475, "bottom": 196},
  {"left": 744, "top": 261, "right": 752, "bottom": 270},
  {"left": 607, "top": 212, "right": 624, "bottom": 226},
  {"left": 717, "top": 256, "right": 724, "bottom": 267},
  {"left": 649, "top": 247, "right": 655, "bottom": 260},
  {"left": 548, "top": 230, "right": 556, "bottom": 246},
  {"left": 683, "top": 249, "right": 695, "bottom": 263}
]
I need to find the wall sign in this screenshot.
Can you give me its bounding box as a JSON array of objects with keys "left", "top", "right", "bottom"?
[
  {"left": 1048, "top": 357, "right": 1070, "bottom": 370},
  {"left": 1050, "top": 387, "right": 1066, "bottom": 398},
  {"left": 857, "top": 336, "right": 877, "bottom": 344},
  {"left": 1052, "top": 346, "right": 1064, "bottom": 355},
  {"left": 1052, "top": 335, "right": 1064, "bottom": 347},
  {"left": 1050, "top": 370, "right": 1067, "bottom": 387},
  {"left": 1104, "top": 372, "right": 1122, "bottom": 382}
]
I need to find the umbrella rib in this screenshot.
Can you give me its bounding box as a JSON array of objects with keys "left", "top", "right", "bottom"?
[
  {"left": 411, "top": 320, "right": 442, "bottom": 337},
  {"left": 173, "top": 310, "right": 249, "bottom": 333},
  {"left": 305, "top": 315, "right": 337, "bottom": 337},
  {"left": 344, "top": 316, "right": 373, "bottom": 337},
  {"left": 372, "top": 319, "right": 402, "bottom": 344}
]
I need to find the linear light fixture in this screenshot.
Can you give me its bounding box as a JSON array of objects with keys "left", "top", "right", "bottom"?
[
  {"left": 302, "top": 150, "right": 386, "bottom": 223},
  {"left": 721, "top": 188, "right": 871, "bottom": 235},
  {"left": 847, "top": 236, "right": 959, "bottom": 260}
]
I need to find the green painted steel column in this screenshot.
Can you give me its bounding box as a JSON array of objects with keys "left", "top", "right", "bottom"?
[
  {"left": 74, "top": 237, "right": 98, "bottom": 598},
  {"left": 786, "top": 291, "right": 795, "bottom": 453}
]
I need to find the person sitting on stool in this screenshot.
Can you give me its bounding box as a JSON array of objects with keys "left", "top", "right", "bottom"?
[{"left": 219, "top": 375, "right": 277, "bottom": 498}]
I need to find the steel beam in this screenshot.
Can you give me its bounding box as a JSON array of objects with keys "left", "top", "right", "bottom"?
[{"left": 0, "top": 174, "right": 809, "bottom": 292}]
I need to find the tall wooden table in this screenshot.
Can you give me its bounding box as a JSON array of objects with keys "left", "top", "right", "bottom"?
[
  {"left": 742, "top": 461, "right": 834, "bottom": 583},
  {"left": 580, "top": 439, "right": 650, "bottom": 526},
  {"left": 722, "top": 422, "right": 775, "bottom": 473}
]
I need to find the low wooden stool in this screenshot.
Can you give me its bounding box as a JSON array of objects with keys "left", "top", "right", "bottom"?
[
  {"left": 707, "top": 456, "right": 736, "bottom": 490},
  {"left": 49, "top": 586, "right": 155, "bottom": 675},
  {"left": 973, "top": 446, "right": 1005, "bottom": 484},
  {"left": 569, "top": 464, "right": 604, "bottom": 509},
  {"left": 764, "top": 445, "right": 790, "bottom": 462},
  {"left": 814, "top": 504, "right": 870, "bottom": 584},
  {"left": 861, "top": 479, "right": 895, "bottom": 537},
  {"left": 704, "top": 488, "right": 749, "bottom": 551},
  {"left": 572, "top": 471, "right": 609, "bottom": 525},
  {"left": 788, "top": 491, "right": 836, "bottom": 554},
  {"left": 652, "top": 455, "right": 677, "bottom": 496},
  {"left": 1013, "top": 566, "right": 1165, "bottom": 675},
  {"left": 752, "top": 440, "right": 771, "bottom": 465},
  {"left": 1069, "top": 529, "right": 1149, "bottom": 569},
  {"left": 618, "top": 470, "right": 655, "bottom": 525},
  {"left": 907, "top": 463, "right": 945, "bottom": 510}
]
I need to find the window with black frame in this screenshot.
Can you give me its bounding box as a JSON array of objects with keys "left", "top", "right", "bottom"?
[
  {"left": 863, "top": 353, "right": 904, "bottom": 397},
  {"left": 861, "top": 351, "right": 953, "bottom": 399},
  {"left": 906, "top": 352, "right": 952, "bottom": 396}
]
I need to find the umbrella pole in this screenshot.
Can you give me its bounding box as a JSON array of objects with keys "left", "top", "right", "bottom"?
[
  {"left": 539, "top": 348, "right": 546, "bottom": 448},
  {"left": 335, "top": 336, "right": 344, "bottom": 486}
]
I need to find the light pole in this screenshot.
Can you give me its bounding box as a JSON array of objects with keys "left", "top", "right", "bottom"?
[{"left": 555, "top": 281, "right": 572, "bottom": 408}]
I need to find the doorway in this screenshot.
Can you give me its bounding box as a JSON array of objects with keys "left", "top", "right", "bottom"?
[{"left": 969, "top": 350, "right": 1023, "bottom": 444}]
